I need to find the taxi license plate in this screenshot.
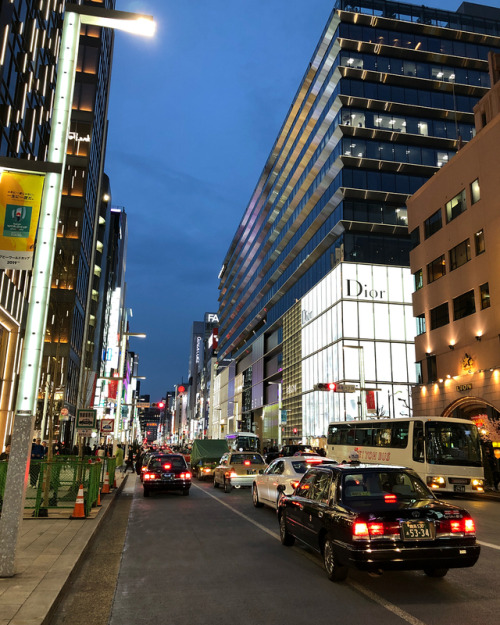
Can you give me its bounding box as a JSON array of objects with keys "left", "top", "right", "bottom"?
[
  {"left": 454, "top": 484, "right": 465, "bottom": 493},
  {"left": 402, "top": 521, "right": 433, "bottom": 540},
  {"left": 246, "top": 469, "right": 256, "bottom": 475}
]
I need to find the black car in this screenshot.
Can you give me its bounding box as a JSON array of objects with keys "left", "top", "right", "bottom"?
[
  {"left": 266, "top": 444, "right": 316, "bottom": 463},
  {"left": 142, "top": 454, "right": 192, "bottom": 497},
  {"left": 277, "top": 464, "right": 480, "bottom": 582}
]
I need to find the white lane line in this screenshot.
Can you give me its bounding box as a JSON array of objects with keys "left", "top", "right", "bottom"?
[
  {"left": 478, "top": 540, "right": 500, "bottom": 550},
  {"left": 193, "top": 484, "right": 430, "bottom": 625}
]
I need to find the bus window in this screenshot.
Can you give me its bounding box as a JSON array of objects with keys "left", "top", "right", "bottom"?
[
  {"left": 328, "top": 426, "right": 339, "bottom": 445},
  {"left": 413, "top": 421, "right": 424, "bottom": 462},
  {"left": 355, "top": 427, "right": 372, "bottom": 446},
  {"left": 374, "top": 427, "right": 392, "bottom": 447},
  {"left": 425, "top": 421, "right": 482, "bottom": 466},
  {"left": 392, "top": 423, "right": 409, "bottom": 448}
]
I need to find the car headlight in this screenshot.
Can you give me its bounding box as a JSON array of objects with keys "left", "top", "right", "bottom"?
[{"left": 426, "top": 476, "right": 446, "bottom": 488}]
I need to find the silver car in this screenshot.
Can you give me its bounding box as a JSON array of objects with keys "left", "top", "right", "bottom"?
[{"left": 252, "top": 456, "right": 337, "bottom": 509}]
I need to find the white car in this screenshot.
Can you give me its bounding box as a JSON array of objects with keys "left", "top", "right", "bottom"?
[{"left": 252, "top": 455, "right": 337, "bottom": 509}]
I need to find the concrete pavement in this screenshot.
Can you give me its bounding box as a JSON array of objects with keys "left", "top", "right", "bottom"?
[{"left": 0, "top": 471, "right": 135, "bottom": 625}]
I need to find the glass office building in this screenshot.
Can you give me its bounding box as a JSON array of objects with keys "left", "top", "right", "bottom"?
[{"left": 216, "top": 0, "right": 500, "bottom": 445}]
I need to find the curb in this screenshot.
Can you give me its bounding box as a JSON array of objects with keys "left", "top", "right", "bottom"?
[{"left": 40, "top": 474, "right": 129, "bottom": 625}]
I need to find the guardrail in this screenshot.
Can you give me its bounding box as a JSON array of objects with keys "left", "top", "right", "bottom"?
[{"left": 0, "top": 456, "right": 118, "bottom": 517}]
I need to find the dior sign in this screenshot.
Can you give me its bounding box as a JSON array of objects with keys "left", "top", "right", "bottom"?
[{"left": 346, "top": 279, "right": 386, "bottom": 300}]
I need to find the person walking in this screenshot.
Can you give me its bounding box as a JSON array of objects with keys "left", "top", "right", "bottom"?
[
  {"left": 123, "top": 448, "right": 135, "bottom": 473},
  {"left": 30, "top": 438, "right": 44, "bottom": 486},
  {"left": 115, "top": 444, "right": 124, "bottom": 472}
]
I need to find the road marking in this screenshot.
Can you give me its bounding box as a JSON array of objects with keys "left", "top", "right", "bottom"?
[
  {"left": 478, "top": 540, "right": 500, "bottom": 550},
  {"left": 193, "top": 485, "right": 430, "bottom": 625}
]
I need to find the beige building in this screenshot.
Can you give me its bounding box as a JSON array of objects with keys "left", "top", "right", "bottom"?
[{"left": 408, "top": 53, "right": 500, "bottom": 422}]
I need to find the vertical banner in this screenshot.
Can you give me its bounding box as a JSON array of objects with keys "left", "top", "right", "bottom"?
[
  {"left": 0, "top": 170, "right": 45, "bottom": 270},
  {"left": 366, "top": 390, "right": 376, "bottom": 414}
]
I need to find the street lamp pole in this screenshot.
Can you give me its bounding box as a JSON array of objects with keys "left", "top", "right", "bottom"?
[{"left": 0, "top": 4, "right": 154, "bottom": 578}]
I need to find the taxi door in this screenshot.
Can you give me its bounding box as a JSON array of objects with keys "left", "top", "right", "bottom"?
[{"left": 298, "top": 469, "right": 334, "bottom": 552}]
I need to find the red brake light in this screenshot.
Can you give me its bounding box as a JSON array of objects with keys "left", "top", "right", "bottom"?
[
  {"left": 464, "top": 518, "right": 475, "bottom": 534},
  {"left": 367, "top": 523, "right": 384, "bottom": 536},
  {"left": 291, "top": 480, "right": 300, "bottom": 489},
  {"left": 384, "top": 494, "right": 397, "bottom": 503},
  {"left": 244, "top": 460, "right": 251, "bottom": 466},
  {"left": 353, "top": 522, "right": 369, "bottom": 538},
  {"left": 163, "top": 463, "right": 171, "bottom": 470},
  {"left": 180, "top": 472, "right": 191, "bottom": 480},
  {"left": 306, "top": 459, "right": 322, "bottom": 464}
]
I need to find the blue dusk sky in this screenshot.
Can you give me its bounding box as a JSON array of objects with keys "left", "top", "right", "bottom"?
[{"left": 105, "top": 0, "right": 498, "bottom": 400}]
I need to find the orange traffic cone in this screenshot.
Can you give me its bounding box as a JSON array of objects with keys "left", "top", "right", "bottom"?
[
  {"left": 113, "top": 475, "right": 117, "bottom": 488},
  {"left": 101, "top": 471, "right": 110, "bottom": 494},
  {"left": 97, "top": 487, "right": 101, "bottom": 506},
  {"left": 70, "top": 484, "right": 86, "bottom": 519}
]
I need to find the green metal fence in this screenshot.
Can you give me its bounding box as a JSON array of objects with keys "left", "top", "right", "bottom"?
[{"left": 0, "top": 455, "right": 119, "bottom": 518}]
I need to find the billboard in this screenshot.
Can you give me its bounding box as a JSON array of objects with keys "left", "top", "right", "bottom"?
[{"left": 0, "top": 171, "right": 45, "bottom": 269}]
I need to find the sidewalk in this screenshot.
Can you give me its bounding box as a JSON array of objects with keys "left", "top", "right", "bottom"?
[{"left": 0, "top": 471, "right": 134, "bottom": 625}]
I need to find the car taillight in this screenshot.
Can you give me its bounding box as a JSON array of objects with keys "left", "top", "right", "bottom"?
[
  {"left": 244, "top": 460, "right": 251, "bottom": 466},
  {"left": 353, "top": 521, "right": 400, "bottom": 540},
  {"left": 230, "top": 471, "right": 238, "bottom": 478},
  {"left": 144, "top": 473, "right": 157, "bottom": 480},
  {"left": 163, "top": 463, "right": 171, "bottom": 470},
  {"left": 438, "top": 517, "right": 476, "bottom": 536},
  {"left": 291, "top": 480, "right": 300, "bottom": 490},
  {"left": 180, "top": 472, "right": 191, "bottom": 480},
  {"left": 384, "top": 494, "right": 397, "bottom": 503}
]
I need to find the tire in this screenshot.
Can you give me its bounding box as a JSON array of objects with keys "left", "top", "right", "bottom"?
[
  {"left": 182, "top": 489, "right": 190, "bottom": 496},
  {"left": 143, "top": 487, "right": 150, "bottom": 498},
  {"left": 279, "top": 513, "right": 295, "bottom": 546},
  {"left": 424, "top": 568, "right": 448, "bottom": 578},
  {"left": 323, "top": 536, "right": 348, "bottom": 582},
  {"left": 252, "top": 484, "right": 263, "bottom": 508},
  {"left": 213, "top": 476, "right": 219, "bottom": 488},
  {"left": 224, "top": 479, "right": 232, "bottom": 493}
]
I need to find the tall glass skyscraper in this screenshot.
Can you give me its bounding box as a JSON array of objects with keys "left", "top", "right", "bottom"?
[{"left": 215, "top": 0, "right": 500, "bottom": 446}]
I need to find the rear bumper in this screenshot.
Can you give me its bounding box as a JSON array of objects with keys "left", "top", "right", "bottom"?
[
  {"left": 229, "top": 475, "right": 258, "bottom": 488},
  {"left": 335, "top": 541, "right": 480, "bottom": 572},
  {"left": 143, "top": 479, "right": 191, "bottom": 491}
]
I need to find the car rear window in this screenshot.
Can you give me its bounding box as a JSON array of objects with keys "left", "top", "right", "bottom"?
[
  {"left": 231, "top": 454, "right": 265, "bottom": 465},
  {"left": 150, "top": 457, "right": 186, "bottom": 471},
  {"left": 342, "top": 471, "right": 431, "bottom": 500}
]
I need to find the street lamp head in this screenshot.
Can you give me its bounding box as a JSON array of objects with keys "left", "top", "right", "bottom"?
[
  {"left": 67, "top": 4, "right": 156, "bottom": 38},
  {"left": 126, "top": 332, "right": 146, "bottom": 338}
]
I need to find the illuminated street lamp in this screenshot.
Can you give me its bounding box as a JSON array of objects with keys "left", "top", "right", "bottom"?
[{"left": 0, "top": 4, "right": 155, "bottom": 578}]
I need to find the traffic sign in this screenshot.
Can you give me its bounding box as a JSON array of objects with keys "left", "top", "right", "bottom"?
[
  {"left": 336, "top": 383, "right": 356, "bottom": 393},
  {"left": 60, "top": 408, "right": 69, "bottom": 416},
  {"left": 100, "top": 418, "right": 114, "bottom": 433},
  {"left": 76, "top": 409, "right": 96, "bottom": 429},
  {"left": 76, "top": 429, "right": 93, "bottom": 437}
]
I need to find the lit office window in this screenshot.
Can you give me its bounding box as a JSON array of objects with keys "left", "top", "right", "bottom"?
[
  {"left": 480, "top": 283, "right": 490, "bottom": 310},
  {"left": 414, "top": 269, "right": 423, "bottom": 290},
  {"left": 427, "top": 255, "right": 446, "bottom": 283},
  {"left": 445, "top": 190, "right": 466, "bottom": 223},
  {"left": 471, "top": 179, "right": 480, "bottom": 204},
  {"left": 416, "top": 313, "right": 426, "bottom": 335},
  {"left": 474, "top": 229, "right": 485, "bottom": 255}
]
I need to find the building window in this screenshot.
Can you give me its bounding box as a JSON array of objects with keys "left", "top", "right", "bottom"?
[
  {"left": 445, "top": 190, "right": 466, "bottom": 223},
  {"left": 424, "top": 209, "right": 442, "bottom": 239},
  {"left": 416, "top": 313, "right": 426, "bottom": 335},
  {"left": 415, "top": 361, "right": 423, "bottom": 384},
  {"left": 453, "top": 290, "right": 476, "bottom": 320},
  {"left": 449, "top": 239, "right": 471, "bottom": 271},
  {"left": 475, "top": 229, "right": 485, "bottom": 255},
  {"left": 480, "top": 283, "right": 490, "bottom": 309},
  {"left": 471, "top": 179, "right": 480, "bottom": 204},
  {"left": 430, "top": 303, "right": 449, "bottom": 330},
  {"left": 410, "top": 226, "right": 420, "bottom": 249},
  {"left": 427, "top": 255, "right": 446, "bottom": 283},
  {"left": 414, "top": 269, "right": 423, "bottom": 291},
  {"left": 426, "top": 354, "right": 437, "bottom": 383}
]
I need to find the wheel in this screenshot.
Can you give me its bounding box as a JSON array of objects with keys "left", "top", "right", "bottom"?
[
  {"left": 279, "top": 513, "right": 295, "bottom": 546},
  {"left": 143, "top": 487, "right": 150, "bottom": 498},
  {"left": 323, "top": 536, "right": 348, "bottom": 581},
  {"left": 182, "top": 489, "right": 190, "bottom": 496},
  {"left": 224, "top": 479, "right": 232, "bottom": 493},
  {"left": 252, "top": 484, "right": 263, "bottom": 507},
  {"left": 424, "top": 568, "right": 448, "bottom": 578},
  {"left": 213, "top": 476, "right": 219, "bottom": 488}
]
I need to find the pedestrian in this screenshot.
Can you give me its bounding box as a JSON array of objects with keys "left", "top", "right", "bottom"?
[
  {"left": 115, "top": 444, "right": 124, "bottom": 471},
  {"left": 135, "top": 448, "right": 145, "bottom": 475},
  {"left": 41, "top": 441, "right": 48, "bottom": 456},
  {"left": 124, "top": 448, "right": 135, "bottom": 473},
  {"left": 30, "top": 438, "right": 44, "bottom": 486},
  {"left": 0, "top": 444, "right": 10, "bottom": 460}
]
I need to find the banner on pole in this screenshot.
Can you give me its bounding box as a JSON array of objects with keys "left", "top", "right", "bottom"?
[{"left": 0, "top": 171, "right": 45, "bottom": 270}]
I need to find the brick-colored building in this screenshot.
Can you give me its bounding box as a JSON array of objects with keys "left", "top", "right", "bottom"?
[{"left": 408, "top": 53, "right": 500, "bottom": 422}]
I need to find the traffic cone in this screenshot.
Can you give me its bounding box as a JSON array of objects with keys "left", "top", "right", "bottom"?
[
  {"left": 113, "top": 475, "right": 117, "bottom": 488},
  {"left": 70, "top": 484, "right": 86, "bottom": 519},
  {"left": 97, "top": 487, "right": 102, "bottom": 506},
  {"left": 101, "top": 471, "right": 110, "bottom": 494}
]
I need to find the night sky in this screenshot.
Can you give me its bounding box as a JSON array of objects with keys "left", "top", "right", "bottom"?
[{"left": 104, "top": 0, "right": 498, "bottom": 400}]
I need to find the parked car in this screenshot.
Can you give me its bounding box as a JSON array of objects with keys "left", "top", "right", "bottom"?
[
  {"left": 252, "top": 456, "right": 337, "bottom": 509},
  {"left": 213, "top": 452, "right": 267, "bottom": 493},
  {"left": 277, "top": 464, "right": 480, "bottom": 581},
  {"left": 142, "top": 453, "right": 192, "bottom": 497}
]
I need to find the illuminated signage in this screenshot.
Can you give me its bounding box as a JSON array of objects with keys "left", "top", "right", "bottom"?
[
  {"left": 205, "top": 313, "right": 219, "bottom": 324},
  {"left": 345, "top": 279, "right": 386, "bottom": 300}
]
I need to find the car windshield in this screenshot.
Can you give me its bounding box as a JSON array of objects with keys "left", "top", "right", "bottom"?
[
  {"left": 292, "top": 459, "right": 336, "bottom": 474},
  {"left": 150, "top": 457, "right": 186, "bottom": 471},
  {"left": 342, "top": 470, "right": 432, "bottom": 502},
  {"left": 231, "top": 454, "right": 264, "bottom": 465}
]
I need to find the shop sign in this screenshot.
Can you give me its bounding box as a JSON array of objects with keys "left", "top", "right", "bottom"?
[{"left": 456, "top": 383, "right": 472, "bottom": 392}]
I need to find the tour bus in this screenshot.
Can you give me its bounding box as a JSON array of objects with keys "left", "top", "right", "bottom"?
[
  {"left": 226, "top": 432, "right": 261, "bottom": 453},
  {"left": 326, "top": 416, "right": 484, "bottom": 494}
]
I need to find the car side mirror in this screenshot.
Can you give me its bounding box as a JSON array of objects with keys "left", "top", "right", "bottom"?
[
  {"left": 277, "top": 484, "right": 286, "bottom": 493},
  {"left": 258, "top": 469, "right": 264, "bottom": 474}
]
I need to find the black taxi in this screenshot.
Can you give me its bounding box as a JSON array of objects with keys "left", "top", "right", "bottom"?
[{"left": 277, "top": 464, "right": 480, "bottom": 581}]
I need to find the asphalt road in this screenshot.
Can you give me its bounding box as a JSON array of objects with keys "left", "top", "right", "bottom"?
[{"left": 49, "top": 476, "right": 500, "bottom": 625}]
